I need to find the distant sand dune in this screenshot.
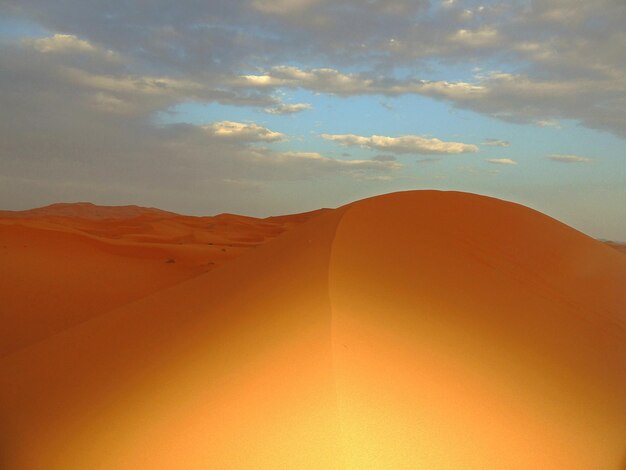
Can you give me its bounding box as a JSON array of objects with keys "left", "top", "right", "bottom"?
[
  {"left": 0, "top": 202, "right": 177, "bottom": 220},
  {"left": 0, "top": 205, "right": 323, "bottom": 356},
  {"left": 0, "top": 191, "right": 624, "bottom": 469}
]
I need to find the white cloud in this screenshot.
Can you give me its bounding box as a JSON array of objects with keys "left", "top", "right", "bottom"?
[
  {"left": 353, "top": 174, "right": 394, "bottom": 181},
  {"left": 65, "top": 68, "right": 203, "bottom": 97},
  {"left": 486, "top": 158, "right": 517, "bottom": 165},
  {"left": 50, "top": 66, "right": 276, "bottom": 115},
  {"left": 238, "top": 149, "right": 402, "bottom": 181},
  {"left": 482, "top": 138, "right": 511, "bottom": 147},
  {"left": 26, "top": 34, "right": 98, "bottom": 54},
  {"left": 277, "top": 151, "right": 401, "bottom": 170},
  {"left": 235, "top": 64, "right": 626, "bottom": 137},
  {"left": 547, "top": 154, "right": 592, "bottom": 163},
  {"left": 90, "top": 92, "right": 135, "bottom": 114},
  {"left": 23, "top": 34, "right": 123, "bottom": 64},
  {"left": 238, "top": 66, "right": 485, "bottom": 99},
  {"left": 239, "top": 66, "right": 375, "bottom": 95},
  {"left": 321, "top": 133, "right": 478, "bottom": 155},
  {"left": 449, "top": 27, "right": 501, "bottom": 47},
  {"left": 264, "top": 102, "right": 312, "bottom": 115},
  {"left": 535, "top": 119, "right": 562, "bottom": 128},
  {"left": 204, "top": 121, "right": 285, "bottom": 142}
]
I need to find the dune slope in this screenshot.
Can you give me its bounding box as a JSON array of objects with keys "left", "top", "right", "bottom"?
[
  {"left": 0, "top": 205, "right": 324, "bottom": 356},
  {"left": 0, "top": 191, "right": 625, "bottom": 469}
]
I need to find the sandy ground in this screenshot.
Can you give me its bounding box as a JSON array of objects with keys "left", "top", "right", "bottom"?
[{"left": 0, "top": 191, "right": 625, "bottom": 469}]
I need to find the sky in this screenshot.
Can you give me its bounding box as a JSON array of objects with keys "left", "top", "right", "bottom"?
[{"left": 0, "top": 0, "right": 625, "bottom": 239}]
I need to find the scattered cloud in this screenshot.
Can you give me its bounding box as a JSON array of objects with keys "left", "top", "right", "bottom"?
[
  {"left": 251, "top": 0, "right": 322, "bottom": 15},
  {"left": 204, "top": 121, "right": 285, "bottom": 142},
  {"left": 535, "top": 119, "right": 562, "bottom": 128},
  {"left": 352, "top": 174, "right": 395, "bottom": 182},
  {"left": 4, "top": 1, "right": 626, "bottom": 138},
  {"left": 236, "top": 149, "right": 402, "bottom": 182},
  {"left": 237, "top": 66, "right": 486, "bottom": 100},
  {"left": 264, "top": 102, "right": 312, "bottom": 115},
  {"left": 25, "top": 34, "right": 103, "bottom": 54},
  {"left": 486, "top": 158, "right": 517, "bottom": 165},
  {"left": 547, "top": 154, "right": 593, "bottom": 163},
  {"left": 321, "top": 133, "right": 478, "bottom": 155},
  {"left": 237, "top": 65, "right": 626, "bottom": 137},
  {"left": 238, "top": 66, "right": 377, "bottom": 95},
  {"left": 482, "top": 138, "right": 510, "bottom": 147},
  {"left": 449, "top": 27, "right": 501, "bottom": 48},
  {"left": 276, "top": 151, "right": 400, "bottom": 171},
  {"left": 16, "top": 36, "right": 280, "bottom": 117}
]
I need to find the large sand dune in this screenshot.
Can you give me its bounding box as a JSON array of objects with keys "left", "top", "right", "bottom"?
[{"left": 1, "top": 191, "right": 625, "bottom": 469}]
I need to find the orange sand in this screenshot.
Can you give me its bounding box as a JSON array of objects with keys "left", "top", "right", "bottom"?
[
  {"left": 0, "top": 204, "right": 325, "bottom": 356},
  {"left": 0, "top": 191, "right": 625, "bottom": 469}
]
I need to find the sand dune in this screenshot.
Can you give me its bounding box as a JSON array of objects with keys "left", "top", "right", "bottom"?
[
  {"left": 0, "top": 204, "right": 322, "bottom": 356},
  {"left": 0, "top": 202, "right": 177, "bottom": 220},
  {"left": 1, "top": 191, "right": 625, "bottom": 469}
]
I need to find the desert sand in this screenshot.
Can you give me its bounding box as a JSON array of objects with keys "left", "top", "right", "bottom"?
[
  {"left": 0, "top": 204, "right": 324, "bottom": 356},
  {"left": 1, "top": 191, "right": 625, "bottom": 469}
]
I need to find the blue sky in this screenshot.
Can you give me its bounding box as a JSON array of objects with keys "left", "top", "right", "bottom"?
[{"left": 1, "top": 0, "right": 625, "bottom": 239}]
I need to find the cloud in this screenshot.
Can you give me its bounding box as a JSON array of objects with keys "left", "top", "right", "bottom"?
[
  {"left": 251, "top": 0, "right": 322, "bottom": 15},
  {"left": 25, "top": 34, "right": 101, "bottom": 54},
  {"left": 204, "top": 121, "right": 285, "bottom": 142},
  {"left": 449, "top": 27, "right": 501, "bottom": 48},
  {"left": 534, "top": 119, "right": 562, "bottom": 128},
  {"left": 372, "top": 154, "right": 397, "bottom": 162},
  {"left": 238, "top": 66, "right": 377, "bottom": 95},
  {"left": 264, "top": 102, "right": 312, "bottom": 115},
  {"left": 17, "top": 35, "right": 279, "bottom": 116},
  {"left": 62, "top": 68, "right": 278, "bottom": 112},
  {"left": 547, "top": 154, "right": 592, "bottom": 163},
  {"left": 275, "top": 151, "right": 401, "bottom": 171},
  {"left": 321, "top": 133, "right": 478, "bottom": 155},
  {"left": 237, "top": 66, "right": 485, "bottom": 100},
  {"left": 235, "top": 64, "right": 626, "bottom": 137},
  {"left": 22, "top": 34, "right": 121, "bottom": 61},
  {"left": 7, "top": 0, "right": 626, "bottom": 137},
  {"left": 482, "top": 138, "right": 510, "bottom": 147},
  {"left": 486, "top": 158, "right": 517, "bottom": 165},
  {"left": 236, "top": 149, "right": 402, "bottom": 182},
  {"left": 0, "top": 42, "right": 400, "bottom": 215}
]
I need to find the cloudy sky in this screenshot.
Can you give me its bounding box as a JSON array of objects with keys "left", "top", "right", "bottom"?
[{"left": 1, "top": 0, "right": 625, "bottom": 239}]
